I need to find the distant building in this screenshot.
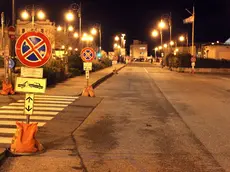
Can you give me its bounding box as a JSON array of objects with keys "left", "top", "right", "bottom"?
[
  {"left": 202, "top": 43, "right": 230, "bottom": 60},
  {"left": 16, "top": 19, "right": 56, "bottom": 49},
  {"left": 130, "top": 40, "right": 148, "bottom": 60}
]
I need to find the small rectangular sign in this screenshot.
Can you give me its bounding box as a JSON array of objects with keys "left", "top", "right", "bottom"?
[
  {"left": 84, "top": 62, "right": 92, "bottom": 71},
  {"left": 21, "top": 67, "right": 43, "bottom": 78},
  {"left": 15, "top": 77, "right": 47, "bottom": 93},
  {"left": 24, "top": 93, "right": 34, "bottom": 115}
]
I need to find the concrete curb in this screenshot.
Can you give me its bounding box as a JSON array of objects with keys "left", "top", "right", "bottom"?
[
  {"left": 92, "top": 64, "right": 126, "bottom": 89},
  {"left": 0, "top": 148, "right": 6, "bottom": 163},
  {"left": 79, "top": 64, "right": 126, "bottom": 96}
]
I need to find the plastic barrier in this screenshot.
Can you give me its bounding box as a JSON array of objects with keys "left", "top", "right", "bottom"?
[
  {"left": 1, "top": 80, "right": 15, "bottom": 95},
  {"left": 82, "top": 85, "right": 95, "bottom": 97}
]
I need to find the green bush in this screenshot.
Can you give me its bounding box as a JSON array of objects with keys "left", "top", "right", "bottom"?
[
  {"left": 68, "top": 54, "right": 84, "bottom": 73},
  {"left": 100, "top": 57, "right": 112, "bottom": 67},
  {"left": 69, "top": 68, "right": 81, "bottom": 77}
]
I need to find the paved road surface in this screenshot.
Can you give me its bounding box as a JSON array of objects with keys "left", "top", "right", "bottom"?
[{"left": 74, "top": 62, "right": 227, "bottom": 171}]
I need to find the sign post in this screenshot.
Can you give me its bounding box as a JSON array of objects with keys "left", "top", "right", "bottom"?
[
  {"left": 80, "top": 47, "right": 95, "bottom": 87},
  {"left": 191, "top": 56, "right": 196, "bottom": 74},
  {"left": 15, "top": 31, "right": 51, "bottom": 123}
]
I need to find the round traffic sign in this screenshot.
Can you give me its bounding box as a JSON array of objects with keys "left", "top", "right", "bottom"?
[
  {"left": 80, "top": 47, "right": 95, "bottom": 62},
  {"left": 8, "top": 26, "right": 16, "bottom": 40},
  {"left": 9, "top": 59, "right": 15, "bottom": 69},
  {"left": 15, "top": 31, "right": 52, "bottom": 68},
  {"left": 191, "top": 57, "right": 196, "bottom": 62}
]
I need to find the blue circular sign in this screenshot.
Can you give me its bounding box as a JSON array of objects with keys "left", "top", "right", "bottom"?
[{"left": 9, "top": 59, "right": 15, "bottom": 69}]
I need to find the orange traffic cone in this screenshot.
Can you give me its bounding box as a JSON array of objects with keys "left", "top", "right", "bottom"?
[
  {"left": 82, "top": 86, "right": 95, "bottom": 97},
  {"left": 1, "top": 80, "right": 15, "bottom": 95},
  {"left": 10, "top": 121, "right": 44, "bottom": 155}
]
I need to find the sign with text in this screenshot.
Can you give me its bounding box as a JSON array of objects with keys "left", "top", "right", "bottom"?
[
  {"left": 21, "top": 67, "right": 43, "bottom": 78},
  {"left": 24, "top": 93, "right": 34, "bottom": 115},
  {"left": 15, "top": 77, "right": 46, "bottom": 93},
  {"left": 83, "top": 62, "right": 92, "bottom": 71}
]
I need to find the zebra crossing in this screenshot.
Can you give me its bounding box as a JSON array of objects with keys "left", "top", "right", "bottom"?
[{"left": 0, "top": 95, "right": 79, "bottom": 147}]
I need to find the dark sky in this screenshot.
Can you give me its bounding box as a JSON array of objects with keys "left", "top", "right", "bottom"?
[{"left": 1, "top": 0, "right": 230, "bottom": 53}]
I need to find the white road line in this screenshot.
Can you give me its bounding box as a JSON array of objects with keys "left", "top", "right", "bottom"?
[
  {"left": 0, "top": 120, "right": 45, "bottom": 126},
  {"left": 0, "top": 110, "right": 58, "bottom": 116},
  {"left": 35, "top": 95, "right": 79, "bottom": 99},
  {"left": 0, "top": 128, "right": 16, "bottom": 134},
  {"left": 0, "top": 115, "right": 53, "bottom": 120},
  {"left": 0, "top": 137, "right": 12, "bottom": 144},
  {"left": 35, "top": 97, "right": 75, "bottom": 101},
  {"left": 10, "top": 103, "right": 68, "bottom": 107},
  {"left": 18, "top": 100, "right": 72, "bottom": 104},
  {"left": 1, "top": 106, "right": 64, "bottom": 111},
  {"left": 144, "top": 68, "right": 149, "bottom": 73}
]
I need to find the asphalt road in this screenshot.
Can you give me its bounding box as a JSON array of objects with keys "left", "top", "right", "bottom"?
[{"left": 74, "top": 62, "right": 227, "bottom": 171}]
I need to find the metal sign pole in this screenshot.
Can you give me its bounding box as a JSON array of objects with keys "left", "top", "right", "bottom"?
[{"left": 24, "top": 93, "right": 34, "bottom": 124}]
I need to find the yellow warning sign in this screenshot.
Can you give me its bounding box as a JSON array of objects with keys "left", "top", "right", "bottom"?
[
  {"left": 24, "top": 93, "right": 34, "bottom": 115},
  {"left": 15, "top": 77, "right": 47, "bottom": 94}
]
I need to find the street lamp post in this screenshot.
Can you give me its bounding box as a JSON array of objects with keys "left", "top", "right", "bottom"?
[
  {"left": 20, "top": 5, "right": 46, "bottom": 30},
  {"left": 91, "top": 23, "right": 102, "bottom": 52}
]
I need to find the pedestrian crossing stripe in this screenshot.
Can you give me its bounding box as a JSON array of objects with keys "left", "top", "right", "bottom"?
[
  {"left": 0, "top": 137, "right": 12, "bottom": 144},
  {"left": 0, "top": 115, "right": 53, "bottom": 120},
  {"left": 10, "top": 103, "right": 68, "bottom": 107},
  {"left": 0, "top": 120, "right": 45, "bottom": 126},
  {"left": 18, "top": 100, "right": 73, "bottom": 104},
  {"left": 35, "top": 95, "right": 79, "bottom": 99},
  {"left": 0, "top": 95, "right": 79, "bottom": 145},
  {"left": 0, "top": 110, "right": 58, "bottom": 116},
  {"left": 1, "top": 106, "right": 64, "bottom": 111}
]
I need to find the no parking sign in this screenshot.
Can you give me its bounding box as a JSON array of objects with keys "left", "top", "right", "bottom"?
[{"left": 15, "top": 32, "right": 52, "bottom": 68}]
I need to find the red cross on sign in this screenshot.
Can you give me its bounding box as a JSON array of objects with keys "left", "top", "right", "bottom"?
[
  {"left": 80, "top": 47, "right": 95, "bottom": 62},
  {"left": 15, "top": 32, "right": 52, "bottom": 68}
]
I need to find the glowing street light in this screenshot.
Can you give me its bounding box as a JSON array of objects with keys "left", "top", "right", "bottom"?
[
  {"left": 91, "top": 28, "right": 97, "bottom": 35},
  {"left": 117, "top": 45, "right": 121, "bottom": 49},
  {"left": 65, "top": 11, "right": 74, "bottom": 22},
  {"left": 57, "top": 26, "right": 62, "bottom": 31},
  {"left": 73, "top": 32, "right": 79, "bottom": 38},
  {"left": 68, "top": 25, "right": 74, "bottom": 32},
  {"left": 152, "top": 29, "right": 159, "bottom": 37},
  {"left": 155, "top": 47, "right": 159, "bottom": 51},
  {"left": 163, "top": 43, "right": 168, "bottom": 48},
  {"left": 68, "top": 47, "right": 73, "bottom": 50},
  {"left": 75, "top": 48, "right": 78, "bottom": 51},
  {"left": 115, "top": 36, "right": 120, "bottom": 41},
  {"left": 21, "top": 10, "right": 29, "bottom": 20},
  {"left": 159, "top": 46, "right": 162, "bottom": 50},
  {"left": 37, "top": 10, "right": 45, "bottom": 20},
  {"left": 170, "top": 41, "right": 174, "bottom": 46},
  {"left": 61, "top": 45, "right": 65, "bottom": 49},
  {"left": 158, "top": 20, "right": 166, "bottom": 29},
  {"left": 179, "top": 35, "right": 185, "bottom": 42},
  {"left": 114, "top": 43, "right": 118, "bottom": 48}
]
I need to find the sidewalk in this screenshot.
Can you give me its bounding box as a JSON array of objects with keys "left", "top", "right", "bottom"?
[
  {"left": 46, "top": 64, "right": 125, "bottom": 96},
  {"left": 0, "top": 64, "right": 126, "bottom": 167}
]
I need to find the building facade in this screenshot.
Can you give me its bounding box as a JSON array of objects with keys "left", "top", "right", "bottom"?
[
  {"left": 202, "top": 44, "right": 230, "bottom": 60},
  {"left": 130, "top": 40, "right": 148, "bottom": 60},
  {"left": 16, "top": 19, "right": 56, "bottom": 49}
]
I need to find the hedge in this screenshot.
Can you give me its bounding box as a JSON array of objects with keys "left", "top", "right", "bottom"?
[{"left": 165, "top": 53, "right": 230, "bottom": 68}]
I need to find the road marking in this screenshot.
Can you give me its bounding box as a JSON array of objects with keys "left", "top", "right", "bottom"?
[
  {"left": 0, "top": 128, "right": 16, "bottom": 134},
  {"left": 18, "top": 100, "right": 73, "bottom": 104},
  {"left": 144, "top": 68, "right": 149, "bottom": 73},
  {"left": 0, "top": 110, "right": 58, "bottom": 116},
  {"left": 0, "top": 120, "right": 45, "bottom": 126},
  {"left": 0, "top": 115, "right": 53, "bottom": 120},
  {"left": 0, "top": 137, "right": 12, "bottom": 144},
  {"left": 35, "top": 95, "right": 79, "bottom": 99},
  {"left": 34, "top": 97, "right": 75, "bottom": 101},
  {"left": 10, "top": 103, "right": 68, "bottom": 107},
  {"left": 1, "top": 106, "right": 64, "bottom": 111}
]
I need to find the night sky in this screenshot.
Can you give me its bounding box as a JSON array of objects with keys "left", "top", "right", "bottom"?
[{"left": 1, "top": 0, "right": 230, "bottom": 54}]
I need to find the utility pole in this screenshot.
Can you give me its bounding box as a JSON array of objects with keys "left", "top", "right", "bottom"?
[
  {"left": 12, "top": 0, "right": 15, "bottom": 26},
  {"left": 32, "top": 5, "right": 35, "bottom": 30},
  {"left": 79, "top": 2, "right": 82, "bottom": 48},
  {"left": 192, "top": 6, "right": 195, "bottom": 56}
]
